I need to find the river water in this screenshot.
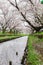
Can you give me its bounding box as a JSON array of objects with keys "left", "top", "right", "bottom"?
[{"left": 0, "top": 36, "right": 28, "bottom": 65}]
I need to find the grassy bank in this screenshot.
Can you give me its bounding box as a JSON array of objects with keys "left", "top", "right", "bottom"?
[
  {"left": 0, "top": 36, "right": 22, "bottom": 43},
  {"left": 0, "top": 32, "right": 28, "bottom": 43},
  {"left": 26, "top": 33, "right": 43, "bottom": 65}
]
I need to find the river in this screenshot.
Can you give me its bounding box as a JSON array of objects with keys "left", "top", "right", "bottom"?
[{"left": 0, "top": 36, "right": 28, "bottom": 65}]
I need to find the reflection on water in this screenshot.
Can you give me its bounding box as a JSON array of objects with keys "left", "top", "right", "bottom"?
[{"left": 0, "top": 36, "right": 28, "bottom": 65}]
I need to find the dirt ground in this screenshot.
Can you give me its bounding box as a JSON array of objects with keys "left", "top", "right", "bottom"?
[{"left": 33, "top": 42, "right": 43, "bottom": 61}]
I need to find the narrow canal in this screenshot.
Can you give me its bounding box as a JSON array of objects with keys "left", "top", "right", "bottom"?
[{"left": 0, "top": 36, "right": 28, "bottom": 65}]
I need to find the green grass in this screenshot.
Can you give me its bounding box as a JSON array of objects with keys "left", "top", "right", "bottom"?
[
  {"left": 0, "top": 32, "right": 29, "bottom": 36},
  {"left": 0, "top": 32, "right": 28, "bottom": 43},
  {"left": 34, "top": 31, "right": 43, "bottom": 35},
  {"left": 26, "top": 33, "right": 43, "bottom": 65},
  {"left": 0, "top": 36, "right": 21, "bottom": 43}
]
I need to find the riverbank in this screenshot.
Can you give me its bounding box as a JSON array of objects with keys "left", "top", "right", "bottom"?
[
  {"left": 0, "top": 32, "right": 28, "bottom": 43},
  {"left": 0, "top": 36, "right": 22, "bottom": 43},
  {"left": 26, "top": 33, "right": 43, "bottom": 65}
]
